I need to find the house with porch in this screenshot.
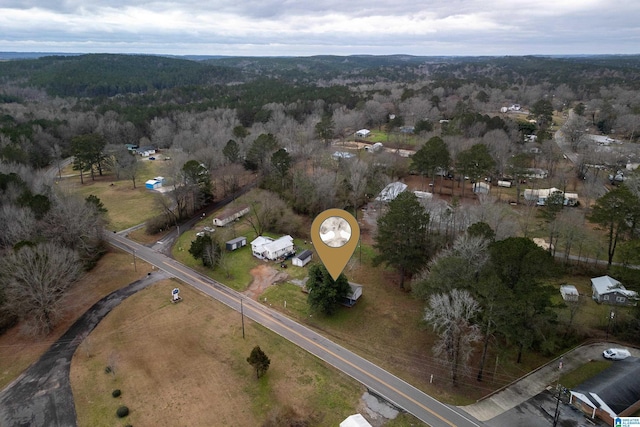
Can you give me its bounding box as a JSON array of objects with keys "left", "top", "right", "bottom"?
[{"left": 591, "top": 275, "right": 638, "bottom": 306}]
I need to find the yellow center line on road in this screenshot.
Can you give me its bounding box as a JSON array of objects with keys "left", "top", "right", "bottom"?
[{"left": 161, "top": 260, "right": 460, "bottom": 427}]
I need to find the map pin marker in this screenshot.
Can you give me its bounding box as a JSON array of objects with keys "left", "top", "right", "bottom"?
[{"left": 311, "top": 209, "right": 360, "bottom": 281}]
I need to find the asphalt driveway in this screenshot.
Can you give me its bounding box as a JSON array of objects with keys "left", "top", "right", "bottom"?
[
  {"left": 461, "top": 343, "right": 640, "bottom": 426},
  {"left": 0, "top": 271, "right": 169, "bottom": 427}
]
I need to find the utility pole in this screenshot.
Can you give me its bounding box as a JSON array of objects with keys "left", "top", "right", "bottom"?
[
  {"left": 132, "top": 249, "right": 137, "bottom": 272},
  {"left": 606, "top": 310, "right": 615, "bottom": 340},
  {"left": 241, "top": 299, "right": 245, "bottom": 339},
  {"left": 552, "top": 357, "right": 563, "bottom": 427}
]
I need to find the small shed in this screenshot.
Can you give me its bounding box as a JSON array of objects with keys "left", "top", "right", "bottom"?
[
  {"left": 342, "top": 282, "right": 363, "bottom": 307},
  {"left": 473, "top": 182, "right": 490, "bottom": 194},
  {"left": 560, "top": 284, "right": 579, "bottom": 302},
  {"left": 355, "top": 129, "right": 371, "bottom": 138},
  {"left": 340, "top": 414, "right": 372, "bottom": 427},
  {"left": 292, "top": 250, "right": 313, "bottom": 267},
  {"left": 226, "top": 236, "right": 247, "bottom": 251},
  {"left": 145, "top": 178, "right": 162, "bottom": 190}
]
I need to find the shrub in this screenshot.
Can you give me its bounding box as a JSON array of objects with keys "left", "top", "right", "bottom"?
[
  {"left": 112, "top": 389, "right": 121, "bottom": 398},
  {"left": 104, "top": 366, "right": 112, "bottom": 374},
  {"left": 116, "top": 406, "right": 129, "bottom": 418}
]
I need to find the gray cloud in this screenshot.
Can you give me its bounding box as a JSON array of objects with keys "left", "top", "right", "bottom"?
[{"left": 0, "top": 0, "right": 638, "bottom": 55}]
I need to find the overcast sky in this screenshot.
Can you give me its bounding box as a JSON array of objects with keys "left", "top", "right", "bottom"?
[{"left": 0, "top": 0, "right": 638, "bottom": 56}]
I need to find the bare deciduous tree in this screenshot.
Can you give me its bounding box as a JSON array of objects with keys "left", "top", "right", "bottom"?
[
  {"left": 348, "top": 159, "right": 369, "bottom": 220},
  {"left": 424, "top": 289, "right": 482, "bottom": 386},
  {"left": 42, "top": 194, "right": 105, "bottom": 261},
  {"left": 0, "top": 242, "right": 82, "bottom": 334}
]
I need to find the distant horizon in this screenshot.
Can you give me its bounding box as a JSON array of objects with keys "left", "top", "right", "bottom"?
[{"left": 2, "top": 51, "right": 639, "bottom": 60}]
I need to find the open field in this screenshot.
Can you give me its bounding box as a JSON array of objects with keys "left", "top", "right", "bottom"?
[
  {"left": 70, "top": 281, "right": 366, "bottom": 427},
  {"left": 57, "top": 159, "right": 163, "bottom": 230}
]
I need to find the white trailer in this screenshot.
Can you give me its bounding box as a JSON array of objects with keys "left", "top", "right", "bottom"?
[{"left": 213, "top": 206, "right": 249, "bottom": 227}]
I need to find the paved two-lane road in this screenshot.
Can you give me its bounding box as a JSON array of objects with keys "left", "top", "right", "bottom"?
[{"left": 106, "top": 232, "right": 484, "bottom": 427}]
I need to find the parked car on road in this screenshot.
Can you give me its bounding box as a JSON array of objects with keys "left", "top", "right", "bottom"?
[{"left": 603, "top": 348, "right": 631, "bottom": 360}]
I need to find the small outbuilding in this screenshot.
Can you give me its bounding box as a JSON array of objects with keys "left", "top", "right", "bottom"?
[
  {"left": 292, "top": 250, "right": 313, "bottom": 267},
  {"left": 145, "top": 178, "right": 162, "bottom": 190},
  {"left": 560, "top": 284, "right": 579, "bottom": 302},
  {"left": 473, "top": 182, "right": 490, "bottom": 194},
  {"left": 355, "top": 129, "right": 371, "bottom": 138},
  {"left": 225, "top": 236, "right": 247, "bottom": 251},
  {"left": 342, "top": 282, "right": 363, "bottom": 307},
  {"left": 340, "top": 414, "right": 372, "bottom": 427}
]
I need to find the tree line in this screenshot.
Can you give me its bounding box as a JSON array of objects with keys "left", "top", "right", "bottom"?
[{"left": 0, "top": 164, "right": 106, "bottom": 335}]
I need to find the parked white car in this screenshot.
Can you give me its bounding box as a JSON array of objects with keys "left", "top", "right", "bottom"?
[{"left": 603, "top": 348, "right": 631, "bottom": 360}]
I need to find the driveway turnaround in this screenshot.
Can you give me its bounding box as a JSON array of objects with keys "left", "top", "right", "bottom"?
[
  {"left": 461, "top": 343, "right": 640, "bottom": 423},
  {"left": 0, "top": 271, "right": 170, "bottom": 427}
]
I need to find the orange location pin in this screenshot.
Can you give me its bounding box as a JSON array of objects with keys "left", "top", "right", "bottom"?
[{"left": 311, "top": 209, "right": 360, "bottom": 281}]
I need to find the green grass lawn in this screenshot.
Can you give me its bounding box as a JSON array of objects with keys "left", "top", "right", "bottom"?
[
  {"left": 172, "top": 219, "right": 263, "bottom": 291},
  {"left": 559, "top": 360, "right": 612, "bottom": 389}
]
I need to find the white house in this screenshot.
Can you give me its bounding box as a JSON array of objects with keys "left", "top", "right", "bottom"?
[
  {"left": 213, "top": 205, "right": 250, "bottom": 227},
  {"left": 292, "top": 250, "right": 313, "bottom": 267},
  {"left": 251, "top": 235, "right": 294, "bottom": 260},
  {"left": 591, "top": 275, "right": 638, "bottom": 306},
  {"left": 355, "top": 129, "right": 371, "bottom": 138},
  {"left": 251, "top": 236, "right": 273, "bottom": 258}
]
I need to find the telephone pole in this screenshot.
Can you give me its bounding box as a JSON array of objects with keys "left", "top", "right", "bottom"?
[
  {"left": 552, "top": 357, "right": 563, "bottom": 426},
  {"left": 241, "top": 299, "right": 245, "bottom": 339}
]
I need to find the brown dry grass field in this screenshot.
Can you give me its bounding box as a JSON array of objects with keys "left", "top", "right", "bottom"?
[
  {"left": 70, "top": 281, "right": 365, "bottom": 427},
  {"left": 0, "top": 250, "right": 153, "bottom": 390}
]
